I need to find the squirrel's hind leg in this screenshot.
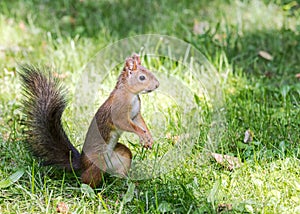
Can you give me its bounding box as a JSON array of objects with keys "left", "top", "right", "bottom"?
[
  {"left": 80, "top": 143, "right": 132, "bottom": 187},
  {"left": 110, "top": 143, "right": 132, "bottom": 177}
]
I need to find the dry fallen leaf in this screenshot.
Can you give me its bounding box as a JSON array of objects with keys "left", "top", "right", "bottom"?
[
  {"left": 211, "top": 153, "right": 242, "bottom": 170},
  {"left": 165, "top": 132, "right": 180, "bottom": 144},
  {"left": 264, "top": 71, "right": 273, "bottom": 78},
  {"left": 244, "top": 129, "right": 253, "bottom": 144},
  {"left": 217, "top": 203, "right": 233, "bottom": 213},
  {"left": 258, "top": 51, "right": 273, "bottom": 61},
  {"left": 214, "top": 33, "right": 227, "bottom": 46},
  {"left": 56, "top": 202, "right": 69, "bottom": 213},
  {"left": 19, "top": 21, "right": 26, "bottom": 31}
]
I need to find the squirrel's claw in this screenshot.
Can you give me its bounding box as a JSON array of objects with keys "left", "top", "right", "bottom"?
[
  {"left": 143, "top": 143, "right": 152, "bottom": 149},
  {"left": 139, "top": 133, "right": 153, "bottom": 149}
]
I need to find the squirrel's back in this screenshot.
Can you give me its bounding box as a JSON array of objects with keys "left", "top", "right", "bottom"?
[{"left": 19, "top": 65, "right": 81, "bottom": 170}]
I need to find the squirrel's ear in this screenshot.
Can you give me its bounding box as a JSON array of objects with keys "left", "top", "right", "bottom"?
[
  {"left": 125, "top": 54, "right": 140, "bottom": 72},
  {"left": 132, "top": 53, "right": 141, "bottom": 65},
  {"left": 125, "top": 58, "right": 134, "bottom": 71},
  {"left": 132, "top": 53, "right": 141, "bottom": 71},
  {"left": 133, "top": 59, "right": 137, "bottom": 70}
]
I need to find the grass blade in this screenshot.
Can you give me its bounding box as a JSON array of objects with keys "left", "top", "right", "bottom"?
[{"left": 0, "top": 170, "right": 25, "bottom": 189}]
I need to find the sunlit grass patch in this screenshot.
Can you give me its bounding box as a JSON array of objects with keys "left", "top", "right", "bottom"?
[{"left": 211, "top": 158, "right": 300, "bottom": 213}]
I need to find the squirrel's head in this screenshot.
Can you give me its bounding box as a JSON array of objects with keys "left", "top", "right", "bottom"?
[{"left": 118, "top": 54, "right": 159, "bottom": 94}]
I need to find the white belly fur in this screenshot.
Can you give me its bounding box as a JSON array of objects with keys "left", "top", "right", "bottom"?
[
  {"left": 131, "top": 95, "right": 140, "bottom": 119},
  {"left": 107, "top": 130, "right": 122, "bottom": 152},
  {"left": 107, "top": 95, "right": 139, "bottom": 152}
]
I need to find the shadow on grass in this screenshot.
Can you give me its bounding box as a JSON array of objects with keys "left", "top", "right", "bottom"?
[
  {"left": 190, "top": 26, "right": 300, "bottom": 159},
  {"left": 191, "top": 27, "right": 300, "bottom": 83},
  {"left": 0, "top": 0, "right": 207, "bottom": 38}
]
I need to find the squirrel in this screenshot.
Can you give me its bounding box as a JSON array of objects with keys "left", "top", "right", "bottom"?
[{"left": 19, "top": 54, "right": 160, "bottom": 188}]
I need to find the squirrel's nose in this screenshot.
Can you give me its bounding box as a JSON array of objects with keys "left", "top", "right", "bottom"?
[{"left": 155, "top": 82, "right": 159, "bottom": 89}]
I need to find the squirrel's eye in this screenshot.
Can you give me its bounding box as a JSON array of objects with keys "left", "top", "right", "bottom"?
[{"left": 139, "top": 75, "right": 146, "bottom": 81}]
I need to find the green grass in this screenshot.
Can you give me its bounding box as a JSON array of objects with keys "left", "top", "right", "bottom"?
[{"left": 1, "top": 0, "right": 300, "bottom": 213}]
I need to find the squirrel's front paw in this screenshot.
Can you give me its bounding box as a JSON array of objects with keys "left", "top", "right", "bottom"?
[{"left": 140, "top": 134, "right": 153, "bottom": 149}]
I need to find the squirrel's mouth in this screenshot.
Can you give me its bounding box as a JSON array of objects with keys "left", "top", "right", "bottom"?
[{"left": 142, "top": 89, "right": 153, "bottom": 94}]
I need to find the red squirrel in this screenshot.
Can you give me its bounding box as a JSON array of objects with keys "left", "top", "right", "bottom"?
[{"left": 19, "top": 54, "right": 159, "bottom": 188}]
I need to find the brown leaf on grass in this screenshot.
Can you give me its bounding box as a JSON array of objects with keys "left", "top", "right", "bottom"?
[
  {"left": 258, "top": 51, "right": 273, "bottom": 61},
  {"left": 56, "top": 202, "right": 69, "bottom": 213},
  {"left": 211, "top": 153, "right": 242, "bottom": 170},
  {"left": 264, "top": 71, "right": 273, "bottom": 78},
  {"left": 70, "top": 17, "right": 76, "bottom": 25},
  {"left": 217, "top": 203, "right": 233, "bottom": 213},
  {"left": 214, "top": 33, "right": 227, "bottom": 46},
  {"left": 243, "top": 129, "right": 253, "bottom": 144},
  {"left": 19, "top": 21, "right": 26, "bottom": 31},
  {"left": 165, "top": 133, "right": 181, "bottom": 144}
]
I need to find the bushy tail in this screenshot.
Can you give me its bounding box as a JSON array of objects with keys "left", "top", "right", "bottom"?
[{"left": 19, "top": 65, "right": 81, "bottom": 170}]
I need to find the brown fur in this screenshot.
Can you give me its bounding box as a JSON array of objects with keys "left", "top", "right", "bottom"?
[{"left": 19, "top": 54, "right": 159, "bottom": 187}]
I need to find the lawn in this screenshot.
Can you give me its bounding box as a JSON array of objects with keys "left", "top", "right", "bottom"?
[{"left": 1, "top": 0, "right": 300, "bottom": 213}]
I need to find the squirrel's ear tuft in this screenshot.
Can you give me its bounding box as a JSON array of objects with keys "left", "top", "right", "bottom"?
[
  {"left": 133, "top": 59, "right": 137, "bottom": 70},
  {"left": 125, "top": 58, "right": 134, "bottom": 71},
  {"left": 125, "top": 54, "right": 141, "bottom": 71},
  {"left": 132, "top": 53, "right": 141, "bottom": 65},
  {"left": 132, "top": 53, "right": 141, "bottom": 71}
]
